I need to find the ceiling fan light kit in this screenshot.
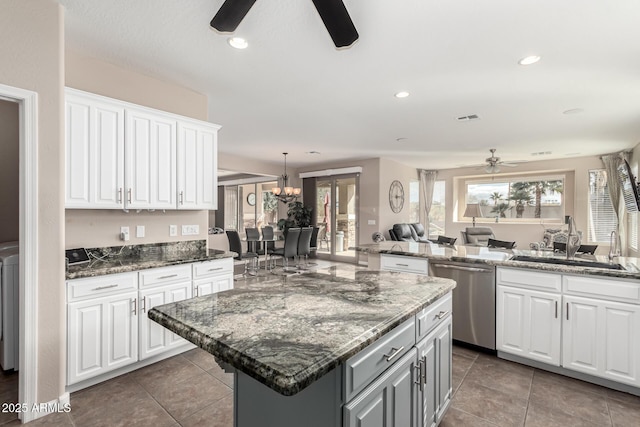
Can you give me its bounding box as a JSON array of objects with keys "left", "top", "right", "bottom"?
[
  {"left": 211, "top": 0, "right": 359, "bottom": 48},
  {"left": 482, "top": 148, "right": 518, "bottom": 174}
]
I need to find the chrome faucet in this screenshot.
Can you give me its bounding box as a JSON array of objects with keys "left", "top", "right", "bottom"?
[{"left": 609, "top": 230, "right": 619, "bottom": 262}]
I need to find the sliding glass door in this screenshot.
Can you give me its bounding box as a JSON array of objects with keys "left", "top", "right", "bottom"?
[{"left": 315, "top": 174, "right": 359, "bottom": 262}]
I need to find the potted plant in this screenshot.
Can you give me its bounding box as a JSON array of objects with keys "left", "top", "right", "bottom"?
[{"left": 277, "top": 201, "right": 313, "bottom": 234}]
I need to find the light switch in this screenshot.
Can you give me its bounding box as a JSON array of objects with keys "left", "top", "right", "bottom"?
[
  {"left": 182, "top": 225, "right": 200, "bottom": 236},
  {"left": 368, "top": 220, "right": 376, "bottom": 225},
  {"left": 169, "top": 225, "right": 178, "bottom": 237}
]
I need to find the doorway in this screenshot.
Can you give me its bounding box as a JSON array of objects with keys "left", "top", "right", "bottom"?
[
  {"left": 0, "top": 83, "right": 38, "bottom": 423},
  {"left": 315, "top": 174, "right": 359, "bottom": 262}
]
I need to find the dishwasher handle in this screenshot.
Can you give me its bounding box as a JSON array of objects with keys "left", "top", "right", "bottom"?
[{"left": 430, "top": 263, "right": 492, "bottom": 273}]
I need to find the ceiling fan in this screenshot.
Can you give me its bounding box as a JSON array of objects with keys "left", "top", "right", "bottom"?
[
  {"left": 210, "top": 0, "right": 359, "bottom": 48},
  {"left": 482, "top": 148, "right": 520, "bottom": 173}
]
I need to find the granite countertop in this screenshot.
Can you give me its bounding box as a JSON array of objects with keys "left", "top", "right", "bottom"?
[
  {"left": 148, "top": 266, "right": 456, "bottom": 396},
  {"left": 66, "top": 240, "right": 235, "bottom": 280},
  {"left": 355, "top": 241, "right": 640, "bottom": 280}
]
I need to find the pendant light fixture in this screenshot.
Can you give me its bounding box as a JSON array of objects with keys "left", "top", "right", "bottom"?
[{"left": 272, "top": 152, "right": 301, "bottom": 203}]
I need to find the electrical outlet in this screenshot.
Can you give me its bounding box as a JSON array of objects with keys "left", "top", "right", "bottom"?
[
  {"left": 136, "top": 225, "right": 145, "bottom": 238},
  {"left": 181, "top": 225, "right": 200, "bottom": 236},
  {"left": 169, "top": 225, "right": 178, "bottom": 237},
  {"left": 120, "top": 226, "right": 130, "bottom": 241}
]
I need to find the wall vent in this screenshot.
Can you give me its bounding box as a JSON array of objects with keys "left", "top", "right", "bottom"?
[
  {"left": 457, "top": 114, "right": 480, "bottom": 122},
  {"left": 531, "top": 151, "right": 552, "bottom": 156}
]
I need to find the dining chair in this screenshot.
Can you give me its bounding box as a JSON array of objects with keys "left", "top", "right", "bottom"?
[
  {"left": 270, "top": 228, "right": 301, "bottom": 272},
  {"left": 245, "top": 227, "right": 260, "bottom": 254},
  {"left": 297, "top": 227, "right": 313, "bottom": 269},
  {"left": 487, "top": 238, "right": 517, "bottom": 249},
  {"left": 226, "top": 230, "right": 259, "bottom": 276},
  {"left": 436, "top": 235, "right": 457, "bottom": 245},
  {"left": 308, "top": 226, "right": 320, "bottom": 264}
]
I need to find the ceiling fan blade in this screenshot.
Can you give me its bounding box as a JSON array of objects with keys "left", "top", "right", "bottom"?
[
  {"left": 210, "top": 0, "right": 257, "bottom": 33},
  {"left": 311, "top": 0, "right": 359, "bottom": 48}
]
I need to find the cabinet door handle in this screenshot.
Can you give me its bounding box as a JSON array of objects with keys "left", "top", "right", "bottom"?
[
  {"left": 158, "top": 274, "right": 178, "bottom": 280},
  {"left": 395, "top": 263, "right": 409, "bottom": 267},
  {"left": 414, "top": 364, "right": 423, "bottom": 391},
  {"left": 566, "top": 302, "right": 569, "bottom": 320},
  {"left": 179, "top": 191, "right": 184, "bottom": 205},
  {"left": 436, "top": 310, "right": 449, "bottom": 320},
  {"left": 383, "top": 346, "right": 405, "bottom": 362},
  {"left": 127, "top": 188, "right": 132, "bottom": 204},
  {"left": 421, "top": 355, "right": 427, "bottom": 386},
  {"left": 194, "top": 287, "right": 198, "bottom": 297},
  {"left": 208, "top": 267, "right": 223, "bottom": 272},
  {"left": 141, "top": 297, "right": 146, "bottom": 313},
  {"left": 555, "top": 301, "right": 558, "bottom": 318},
  {"left": 118, "top": 188, "right": 123, "bottom": 204},
  {"left": 92, "top": 284, "right": 118, "bottom": 291},
  {"left": 132, "top": 298, "right": 137, "bottom": 315}
]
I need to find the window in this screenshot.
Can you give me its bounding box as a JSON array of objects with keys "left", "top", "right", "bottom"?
[
  {"left": 409, "top": 180, "right": 420, "bottom": 223},
  {"left": 464, "top": 175, "right": 564, "bottom": 221},
  {"left": 223, "top": 186, "right": 238, "bottom": 230},
  {"left": 224, "top": 181, "right": 279, "bottom": 232},
  {"left": 429, "top": 181, "right": 446, "bottom": 238},
  {"left": 588, "top": 170, "right": 617, "bottom": 243}
]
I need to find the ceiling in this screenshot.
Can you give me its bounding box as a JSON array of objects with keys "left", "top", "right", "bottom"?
[{"left": 59, "top": 0, "right": 640, "bottom": 170}]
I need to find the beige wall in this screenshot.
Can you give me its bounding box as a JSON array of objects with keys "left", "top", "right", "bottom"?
[
  {"left": 0, "top": 0, "right": 65, "bottom": 403},
  {"left": 378, "top": 158, "right": 419, "bottom": 239},
  {"left": 64, "top": 51, "right": 211, "bottom": 248},
  {"left": 0, "top": 99, "right": 19, "bottom": 242}
]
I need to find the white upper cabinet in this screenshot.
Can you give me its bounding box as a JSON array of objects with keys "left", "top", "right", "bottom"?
[
  {"left": 125, "top": 108, "right": 177, "bottom": 210},
  {"left": 65, "top": 88, "right": 219, "bottom": 210},
  {"left": 65, "top": 90, "right": 125, "bottom": 209},
  {"left": 177, "top": 120, "right": 219, "bottom": 210}
]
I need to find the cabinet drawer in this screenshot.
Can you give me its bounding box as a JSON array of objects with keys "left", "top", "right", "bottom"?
[
  {"left": 497, "top": 267, "right": 562, "bottom": 292},
  {"left": 380, "top": 255, "right": 428, "bottom": 275},
  {"left": 563, "top": 275, "right": 640, "bottom": 304},
  {"left": 192, "top": 258, "right": 233, "bottom": 278},
  {"left": 344, "top": 316, "right": 416, "bottom": 402},
  {"left": 139, "top": 265, "right": 192, "bottom": 288},
  {"left": 416, "top": 292, "right": 452, "bottom": 342},
  {"left": 67, "top": 272, "right": 137, "bottom": 302}
]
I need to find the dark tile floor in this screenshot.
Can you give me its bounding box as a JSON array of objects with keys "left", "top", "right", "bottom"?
[{"left": 2, "top": 263, "right": 639, "bottom": 426}]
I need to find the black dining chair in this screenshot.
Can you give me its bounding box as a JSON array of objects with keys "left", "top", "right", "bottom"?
[
  {"left": 245, "top": 227, "right": 260, "bottom": 254},
  {"left": 308, "top": 226, "right": 320, "bottom": 263},
  {"left": 270, "top": 228, "right": 301, "bottom": 272},
  {"left": 487, "top": 238, "right": 517, "bottom": 249},
  {"left": 261, "top": 226, "right": 276, "bottom": 263},
  {"left": 226, "top": 230, "right": 259, "bottom": 276},
  {"left": 297, "top": 227, "right": 313, "bottom": 270},
  {"left": 554, "top": 242, "right": 598, "bottom": 255},
  {"left": 436, "top": 235, "right": 457, "bottom": 246}
]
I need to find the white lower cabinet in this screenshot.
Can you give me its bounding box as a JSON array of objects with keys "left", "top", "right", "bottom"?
[
  {"left": 563, "top": 295, "right": 640, "bottom": 386},
  {"left": 67, "top": 273, "right": 138, "bottom": 385},
  {"left": 496, "top": 285, "right": 561, "bottom": 366},
  {"left": 138, "top": 280, "right": 192, "bottom": 360},
  {"left": 343, "top": 293, "right": 453, "bottom": 427},
  {"left": 192, "top": 258, "right": 234, "bottom": 297},
  {"left": 67, "top": 259, "right": 233, "bottom": 389},
  {"left": 497, "top": 267, "right": 640, "bottom": 389}
]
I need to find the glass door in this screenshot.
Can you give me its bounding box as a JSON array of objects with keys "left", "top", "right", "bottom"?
[{"left": 315, "top": 174, "right": 359, "bottom": 262}]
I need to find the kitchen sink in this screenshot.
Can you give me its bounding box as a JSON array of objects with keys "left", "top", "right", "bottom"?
[{"left": 510, "top": 255, "right": 625, "bottom": 270}]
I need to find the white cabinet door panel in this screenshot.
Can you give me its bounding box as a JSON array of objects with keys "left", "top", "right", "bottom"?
[
  {"left": 125, "top": 109, "right": 177, "bottom": 209},
  {"left": 497, "top": 287, "right": 527, "bottom": 356},
  {"left": 65, "top": 100, "right": 91, "bottom": 206},
  {"left": 563, "top": 297, "right": 599, "bottom": 374}
]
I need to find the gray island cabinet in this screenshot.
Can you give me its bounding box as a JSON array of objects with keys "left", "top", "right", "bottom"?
[{"left": 148, "top": 268, "right": 456, "bottom": 427}]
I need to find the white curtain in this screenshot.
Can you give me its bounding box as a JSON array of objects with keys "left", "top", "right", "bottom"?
[
  {"left": 419, "top": 170, "right": 438, "bottom": 236},
  {"left": 601, "top": 152, "right": 628, "bottom": 255}
]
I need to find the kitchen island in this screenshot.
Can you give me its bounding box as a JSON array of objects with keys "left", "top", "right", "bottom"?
[{"left": 149, "top": 266, "right": 456, "bottom": 427}]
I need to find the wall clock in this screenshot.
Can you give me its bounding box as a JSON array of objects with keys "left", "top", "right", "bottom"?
[
  {"left": 247, "top": 192, "right": 256, "bottom": 206},
  {"left": 389, "top": 180, "right": 404, "bottom": 213}
]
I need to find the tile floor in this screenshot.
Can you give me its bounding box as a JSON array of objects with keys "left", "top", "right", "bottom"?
[{"left": 2, "top": 263, "right": 639, "bottom": 426}]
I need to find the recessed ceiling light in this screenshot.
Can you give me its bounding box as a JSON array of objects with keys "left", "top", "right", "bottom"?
[
  {"left": 394, "top": 91, "right": 410, "bottom": 98},
  {"left": 228, "top": 37, "right": 248, "bottom": 49},
  {"left": 518, "top": 55, "right": 541, "bottom": 66},
  {"left": 563, "top": 108, "right": 584, "bottom": 115}
]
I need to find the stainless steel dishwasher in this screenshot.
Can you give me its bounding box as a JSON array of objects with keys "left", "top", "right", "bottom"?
[{"left": 429, "top": 261, "right": 496, "bottom": 350}]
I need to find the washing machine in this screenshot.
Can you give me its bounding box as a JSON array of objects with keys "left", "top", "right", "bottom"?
[{"left": 0, "top": 245, "right": 19, "bottom": 371}]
